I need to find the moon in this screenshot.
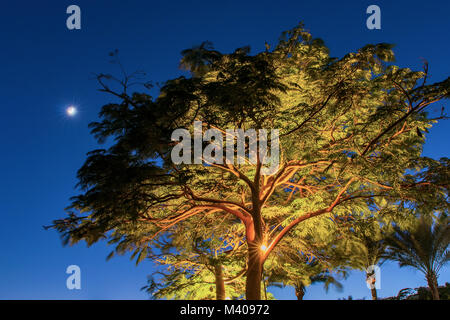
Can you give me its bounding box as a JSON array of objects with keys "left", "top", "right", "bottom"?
[{"left": 66, "top": 106, "right": 77, "bottom": 116}]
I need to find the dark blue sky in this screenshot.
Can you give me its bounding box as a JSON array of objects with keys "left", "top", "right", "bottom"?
[{"left": 0, "top": 0, "right": 448, "bottom": 299}]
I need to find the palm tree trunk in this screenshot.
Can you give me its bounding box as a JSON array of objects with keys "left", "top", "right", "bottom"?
[
  {"left": 371, "top": 287, "right": 378, "bottom": 300},
  {"left": 214, "top": 264, "right": 226, "bottom": 300},
  {"left": 426, "top": 272, "right": 440, "bottom": 300},
  {"left": 295, "top": 285, "right": 305, "bottom": 300},
  {"left": 366, "top": 272, "right": 377, "bottom": 300}
]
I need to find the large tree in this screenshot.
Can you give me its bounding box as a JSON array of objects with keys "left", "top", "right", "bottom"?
[{"left": 52, "top": 23, "right": 450, "bottom": 299}]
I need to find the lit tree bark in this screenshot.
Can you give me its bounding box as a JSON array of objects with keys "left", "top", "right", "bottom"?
[
  {"left": 244, "top": 181, "right": 266, "bottom": 300},
  {"left": 245, "top": 242, "right": 263, "bottom": 300},
  {"left": 245, "top": 202, "right": 265, "bottom": 300},
  {"left": 214, "top": 264, "right": 226, "bottom": 300}
]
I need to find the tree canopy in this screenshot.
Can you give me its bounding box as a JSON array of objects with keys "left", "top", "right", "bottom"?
[{"left": 51, "top": 23, "right": 450, "bottom": 300}]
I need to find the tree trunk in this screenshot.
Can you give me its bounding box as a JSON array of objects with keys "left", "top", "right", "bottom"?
[
  {"left": 245, "top": 193, "right": 265, "bottom": 300},
  {"left": 214, "top": 264, "right": 226, "bottom": 300},
  {"left": 366, "top": 272, "right": 377, "bottom": 300},
  {"left": 245, "top": 243, "right": 263, "bottom": 300},
  {"left": 295, "top": 285, "right": 305, "bottom": 300},
  {"left": 371, "top": 287, "right": 378, "bottom": 300},
  {"left": 426, "top": 272, "right": 440, "bottom": 300}
]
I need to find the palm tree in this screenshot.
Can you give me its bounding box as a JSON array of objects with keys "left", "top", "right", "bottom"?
[
  {"left": 344, "top": 235, "right": 387, "bottom": 300},
  {"left": 384, "top": 214, "right": 449, "bottom": 300},
  {"left": 360, "top": 237, "right": 386, "bottom": 300},
  {"left": 336, "top": 216, "right": 389, "bottom": 300}
]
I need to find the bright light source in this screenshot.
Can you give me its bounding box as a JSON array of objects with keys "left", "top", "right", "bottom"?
[
  {"left": 66, "top": 106, "right": 77, "bottom": 116},
  {"left": 260, "top": 244, "right": 267, "bottom": 251}
]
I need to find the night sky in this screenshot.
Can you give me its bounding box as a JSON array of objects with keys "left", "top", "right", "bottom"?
[{"left": 0, "top": 0, "right": 449, "bottom": 299}]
